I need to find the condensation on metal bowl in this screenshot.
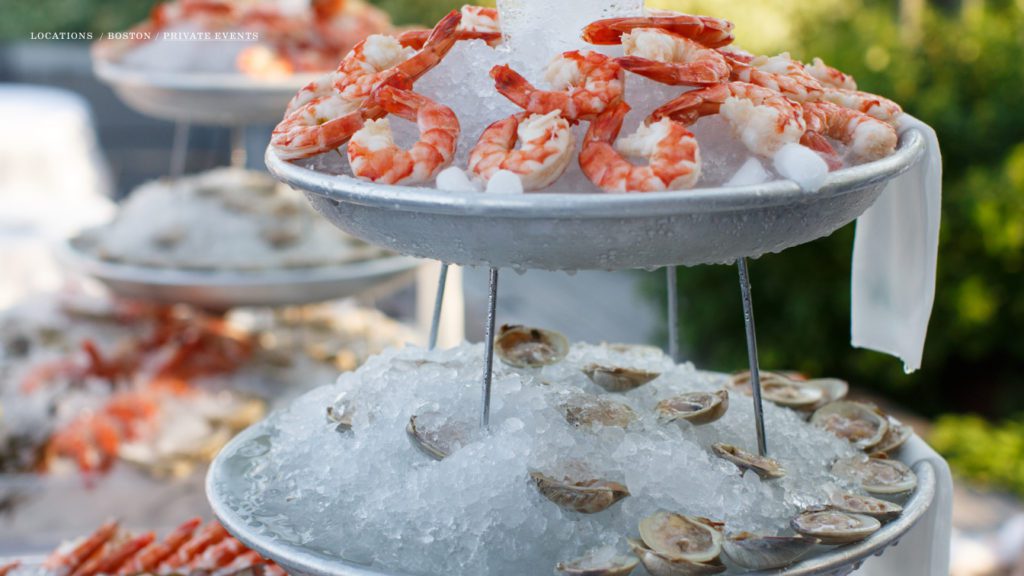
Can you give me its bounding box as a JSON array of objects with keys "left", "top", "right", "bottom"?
[
  {"left": 265, "top": 130, "right": 926, "bottom": 272},
  {"left": 207, "top": 413, "right": 936, "bottom": 576}
]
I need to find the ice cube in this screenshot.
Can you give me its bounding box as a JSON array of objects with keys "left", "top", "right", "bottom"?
[
  {"left": 773, "top": 143, "right": 829, "bottom": 191},
  {"left": 436, "top": 167, "right": 480, "bottom": 192},
  {"left": 726, "top": 157, "right": 771, "bottom": 187},
  {"left": 485, "top": 170, "right": 524, "bottom": 194}
]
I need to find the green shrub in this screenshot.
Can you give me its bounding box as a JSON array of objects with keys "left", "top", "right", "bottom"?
[{"left": 930, "top": 414, "right": 1024, "bottom": 496}]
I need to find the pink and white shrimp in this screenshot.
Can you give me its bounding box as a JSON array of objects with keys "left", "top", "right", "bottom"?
[
  {"left": 347, "top": 86, "right": 460, "bottom": 185},
  {"left": 652, "top": 81, "right": 807, "bottom": 157},
  {"left": 725, "top": 52, "right": 826, "bottom": 103},
  {"left": 580, "top": 101, "right": 701, "bottom": 193},
  {"left": 43, "top": 520, "right": 120, "bottom": 575},
  {"left": 398, "top": 5, "right": 501, "bottom": 49},
  {"left": 273, "top": 10, "right": 461, "bottom": 159},
  {"left": 468, "top": 110, "right": 576, "bottom": 190},
  {"left": 490, "top": 50, "right": 624, "bottom": 123},
  {"left": 802, "top": 100, "right": 898, "bottom": 163},
  {"left": 821, "top": 88, "right": 903, "bottom": 124},
  {"left": 615, "top": 27, "right": 730, "bottom": 86},
  {"left": 805, "top": 57, "right": 858, "bottom": 90},
  {"left": 583, "top": 10, "right": 734, "bottom": 49}
]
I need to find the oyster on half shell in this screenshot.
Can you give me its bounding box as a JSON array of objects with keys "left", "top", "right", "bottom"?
[
  {"left": 530, "top": 471, "right": 630, "bottom": 514},
  {"left": 711, "top": 443, "right": 785, "bottom": 480},
  {"left": 655, "top": 390, "right": 729, "bottom": 426},
  {"left": 495, "top": 324, "right": 569, "bottom": 368},
  {"left": 832, "top": 456, "right": 918, "bottom": 495},
  {"left": 811, "top": 401, "right": 889, "bottom": 450},
  {"left": 582, "top": 364, "right": 660, "bottom": 392},
  {"left": 791, "top": 510, "right": 881, "bottom": 545}
]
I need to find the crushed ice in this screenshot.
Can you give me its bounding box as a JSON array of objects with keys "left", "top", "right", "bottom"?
[{"left": 221, "top": 341, "right": 864, "bottom": 575}]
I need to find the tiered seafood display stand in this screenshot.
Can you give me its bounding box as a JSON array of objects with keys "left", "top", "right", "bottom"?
[
  {"left": 74, "top": 55, "right": 418, "bottom": 310},
  {"left": 202, "top": 123, "right": 937, "bottom": 576}
]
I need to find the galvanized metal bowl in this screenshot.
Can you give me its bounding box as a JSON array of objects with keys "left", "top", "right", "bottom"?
[
  {"left": 92, "top": 56, "right": 314, "bottom": 125},
  {"left": 207, "top": 411, "right": 936, "bottom": 576},
  {"left": 265, "top": 130, "right": 926, "bottom": 271},
  {"left": 62, "top": 237, "right": 419, "bottom": 311}
]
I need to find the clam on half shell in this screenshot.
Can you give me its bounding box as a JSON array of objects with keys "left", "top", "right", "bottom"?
[
  {"left": 629, "top": 538, "right": 725, "bottom": 576},
  {"left": 711, "top": 443, "right": 785, "bottom": 480},
  {"left": 811, "top": 401, "right": 889, "bottom": 450},
  {"left": 655, "top": 390, "right": 729, "bottom": 426},
  {"left": 729, "top": 371, "right": 824, "bottom": 410},
  {"left": 530, "top": 471, "right": 630, "bottom": 514},
  {"left": 495, "top": 324, "right": 569, "bottom": 368},
  {"left": 791, "top": 510, "right": 881, "bottom": 545},
  {"left": 406, "top": 410, "right": 475, "bottom": 461},
  {"left": 872, "top": 416, "right": 913, "bottom": 456},
  {"left": 828, "top": 492, "right": 903, "bottom": 522},
  {"left": 556, "top": 550, "right": 639, "bottom": 576},
  {"left": 582, "top": 364, "right": 660, "bottom": 392},
  {"left": 721, "top": 532, "right": 819, "bottom": 570},
  {"left": 638, "top": 511, "right": 725, "bottom": 564},
  {"left": 831, "top": 456, "right": 918, "bottom": 495},
  {"left": 326, "top": 393, "right": 355, "bottom": 432},
  {"left": 560, "top": 393, "right": 638, "bottom": 429}
]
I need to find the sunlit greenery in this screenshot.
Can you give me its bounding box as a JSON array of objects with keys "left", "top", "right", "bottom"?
[{"left": 931, "top": 414, "right": 1024, "bottom": 496}]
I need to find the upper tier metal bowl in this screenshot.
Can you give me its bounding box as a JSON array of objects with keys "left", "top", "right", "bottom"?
[
  {"left": 265, "top": 130, "right": 925, "bottom": 271},
  {"left": 92, "top": 56, "right": 315, "bottom": 125},
  {"left": 63, "top": 237, "right": 419, "bottom": 311},
  {"left": 207, "top": 413, "right": 936, "bottom": 576}
]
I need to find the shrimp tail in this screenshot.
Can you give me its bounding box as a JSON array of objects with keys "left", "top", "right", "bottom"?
[
  {"left": 490, "top": 64, "right": 538, "bottom": 112},
  {"left": 585, "top": 101, "right": 631, "bottom": 145},
  {"left": 396, "top": 9, "right": 461, "bottom": 82},
  {"left": 800, "top": 131, "right": 843, "bottom": 171}
]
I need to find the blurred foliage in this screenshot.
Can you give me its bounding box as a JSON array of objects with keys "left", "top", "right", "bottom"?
[
  {"left": 642, "top": 0, "right": 1024, "bottom": 420},
  {"left": 931, "top": 414, "right": 1024, "bottom": 496}
]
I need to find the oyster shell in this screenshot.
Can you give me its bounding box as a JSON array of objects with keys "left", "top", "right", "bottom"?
[
  {"left": 628, "top": 538, "right": 725, "bottom": 576},
  {"left": 828, "top": 492, "right": 903, "bottom": 522},
  {"left": 804, "top": 378, "right": 849, "bottom": 405},
  {"left": 832, "top": 456, "right": 918, "bottom": 495},
  {"left": 582, "top": 364, "right": 660, "bottom": 392},
  {"left": 530, "top": 471, "right": 629, "bottom": 514},
  {"left": 790, "top": 510, "right": 880, "bottom": 545},
  {"left": 655, "top": 390, "right": 729, "bottom": 426},
  {"left": 495, "top": 324, "right": 569, "bottom": 368},
  {"left": 406, "top": 410, "right": 475, "bottom": 460},
  {"left": 560, "top": 393, "right": 638, "bottom": 429},
  {"left": 811, "top": 401, "right": 889, "bottom": 450},
  {"left": 710, "top": 443, "right": 785, "bottom": 480},
  {"left": 729, "top": 371, "right": 823, "bottom": 410},
  {"left": 326, "top": 393, "right": 354, "bottom": 432},
  {"left": 871, "top": 416, "right": 913, "bottom": 456},
  {"left": 638, "top": 511, "right": 724, "bottom": 564},
  {"left": 556, "top": 549, "right": 639, "bottom": 576},
  {"left": 721, "top": 532, "right": 819, "bottom": 570}
]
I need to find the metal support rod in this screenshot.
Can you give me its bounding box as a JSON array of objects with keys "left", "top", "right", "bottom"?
[
  {"left": 737, "top": 258, "right": 768, "bottom": 457},
  {"left": 667, "top": 266, "right": 680, "bottom": 363},
  {"left": 480, "top": 268, "right": 499, "bottom": 431},
  {"left": 428, "top": 263, "right": 450, "bottom": 350},
  {"left": 169, "top": 122, "right": 190, "bottom": 180},
  {"left": 230, "top": 125, "right": 247, "bottom": 168}
]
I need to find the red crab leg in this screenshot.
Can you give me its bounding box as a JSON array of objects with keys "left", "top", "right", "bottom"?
[
  {"left": 43, "top": 521, "right": 119, "bottom": 574},
  {"left": 75, "top": 532, "right": 155, "bottom": 576},
  {"left": 160, "top": 521, "right": 228, "bottom": 570},
  {"left": 119, "top": 517, "right": 202, "bottom": 574}
]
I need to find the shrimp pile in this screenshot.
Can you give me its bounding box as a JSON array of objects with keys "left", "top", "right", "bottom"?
[
  {"left": 0, "top": 519, "right": 285, "bottom": 576},
  {"left": 275, "top": 6, "right": 905, "bottom": 193}
]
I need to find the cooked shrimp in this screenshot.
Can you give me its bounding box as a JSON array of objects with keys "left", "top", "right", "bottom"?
[
  {"left": 44, "top": 520, "right": 120, "bottom": 573},
  {"left": 805, "top": 57, "right": 858, "bottom": 90},
  {"left": 822, "top": 88, "right": 903, "bottom": 124},
  {"left": 583, "top": 10, "right": 734, "bottom": 49},
  {"left": 399, "top": 5, "right": 501, "bottom": 49},
  {"left": 347, "top": 86, "right": 460, "bottom": 185},
  {"left": 491, "top": 51, "right": 624, "bottom": 123},
  {"left": 75, "top": 532, "right": 156, "bottom": 576},
  {"left": 802, "top": 100, "right": 897, "bottom": 163},
  {"left": 274, "top": 11, "right": 461, "bottom": 159},
  {"left": 725, "top": 52, "right": 825, "bottom": 103},
  {"left": 119, "top": 518, "right": 202, "bottom": 574},
  {"left": 652, "top": 81, "right": 806, "bottom": 157},
  {"left": 467, "top": 110, "right": 576, "bottom": 190},
  {"left": 615, "top": 27, "right": 730, "bottom": 86},
  {"left": 580, "top": 101, "right": 700, "bottom": 193}
]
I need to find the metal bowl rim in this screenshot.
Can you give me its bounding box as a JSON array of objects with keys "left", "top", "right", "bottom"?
[
  {"left": 207, "top": 407, "right": 937, "bottom": 576},
  {"left": 266, "top": 129, "right": 925, "bottom": 218}
]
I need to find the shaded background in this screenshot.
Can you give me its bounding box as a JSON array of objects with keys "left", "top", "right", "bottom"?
[{"left": 1, "top": 0, "right": 1023, "bottom": 539}]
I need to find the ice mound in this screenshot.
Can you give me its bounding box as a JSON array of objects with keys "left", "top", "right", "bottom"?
[{"left": 220, "top": 341, "right": 865, "bottom": 575}]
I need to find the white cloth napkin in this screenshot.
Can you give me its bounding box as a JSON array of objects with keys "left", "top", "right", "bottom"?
[
  {"left": 858, "top": 435, "right": 953, "bottom": 576},
  {"left": 851, "top": 115, "right": 942, "bottom": 372}
]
